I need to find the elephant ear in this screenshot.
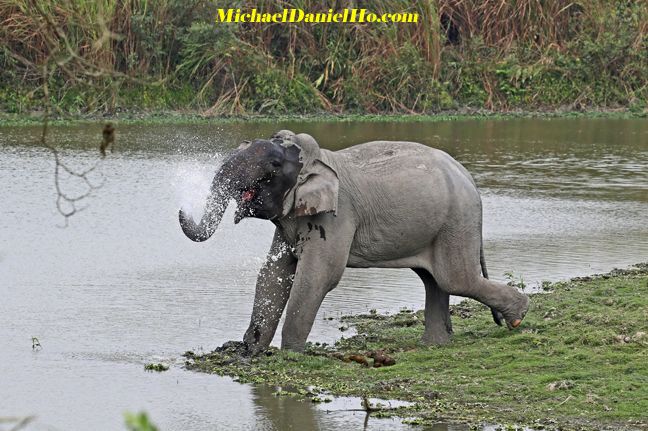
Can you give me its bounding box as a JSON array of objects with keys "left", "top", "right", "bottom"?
[
  {"left": 294, "top": 159, "right": 339, "bottom": 217},
  {"left": 271, "top": 130, "right": 339, "bottom": 217}
]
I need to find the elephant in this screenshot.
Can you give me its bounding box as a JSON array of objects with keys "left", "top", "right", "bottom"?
[{"left": 179, "top": 130, "right": 529, "bottom": 355}]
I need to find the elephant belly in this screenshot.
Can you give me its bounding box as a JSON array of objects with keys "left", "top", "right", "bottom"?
[
  {"left": 347, "top": 213, "right": 443, "bottom": 268},
  {"left": 346, "top": 249, "right": 434, "bottom": 269},
  {"left": 346, "top": 183, "right": 449, "bottom": 268}
]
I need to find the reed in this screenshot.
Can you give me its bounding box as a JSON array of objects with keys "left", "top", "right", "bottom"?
[{"left": 0, "top": 0, "right": 645, "bottom": 114}]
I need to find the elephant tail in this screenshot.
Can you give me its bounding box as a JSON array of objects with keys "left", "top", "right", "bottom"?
[
  {"left": 480, "top": 245, "right": 489, "bottom": 279},
  {"left": 481, "top": 244, "right": 504, "bottom": 326}
]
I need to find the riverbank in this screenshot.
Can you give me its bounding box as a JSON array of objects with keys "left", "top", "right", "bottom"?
[
  {"left": 186, "top": 265, "right": 648, "bottom": 430},
  {"left": 3, "top": 2, "right": 646, "bottom": 117},
  {"left": 0, "top": 108, "right": 644, "bottom": 127}
]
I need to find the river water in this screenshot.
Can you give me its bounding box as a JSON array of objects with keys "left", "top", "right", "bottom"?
[{"left": 1, "top": 117, "right": 646, "bottom": 430}]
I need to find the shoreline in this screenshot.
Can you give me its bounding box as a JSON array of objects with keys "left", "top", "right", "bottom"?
[
  {"left": 185, "top": 264, "right": 648, "bottom": 430},
  {"left": 0, "top": 108, "right": 644, "bottom": 127}
]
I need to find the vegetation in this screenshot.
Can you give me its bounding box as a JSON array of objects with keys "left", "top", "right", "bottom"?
[
  {"left": 124, "top": 412, "right": 158, "bottom": 431},
  {"left": 1, "top": 1, "right": 646, "bottom": 116},
  {"left": 144, "top": 363, "right": 169, "bottom": 372},
  {"left": 186, "top": 265, "right": 648, "bottom": 430}
]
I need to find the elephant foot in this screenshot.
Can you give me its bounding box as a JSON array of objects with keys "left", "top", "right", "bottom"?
[
  {"left": 281, "top": 344, "right": 306, "bottom": 353},
  {"left": 503, "top": 294, "right": 530, "bottom": 330},
  {"left": 422, "top": 329, "right": 452, "bottom": 346},
  {"left": 215, "top": 340, "right": 254, "bottom": 357},
  {"left": 507, "top": 319, "right": 522, "bottom": 329},
  {"left": 280, "top": 337, "right": 307, "bottom": 353}
]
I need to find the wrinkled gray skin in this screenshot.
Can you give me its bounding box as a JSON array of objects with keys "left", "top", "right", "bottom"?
[{"left": 179, "top": 131, "right": 529, "bottom": 355}]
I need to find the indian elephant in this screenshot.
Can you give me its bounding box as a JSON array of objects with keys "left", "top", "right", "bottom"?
[{"left": 179, "top": 130, "right": 529, "bottom": 355}]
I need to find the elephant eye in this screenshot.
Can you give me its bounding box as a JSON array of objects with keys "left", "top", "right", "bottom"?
[
  {"left": 259, "top": 171, "right": 275, "bottom": 184},
  {"left": 270, "top": 159, "right": 282, "bottom": 168}
]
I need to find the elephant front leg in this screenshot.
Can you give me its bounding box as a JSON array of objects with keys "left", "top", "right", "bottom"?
[
  {"left": 280, "top": 219, "right": 353, "bottom": 352},
  {"left": 242, "top": 230, "right": 297, "bottom": 356},
  {"left": 413, "top": 269, "right": 452, "bottom": 345},
  {"left": 280, "top": 262, "right": 346, "bottom": 352}
]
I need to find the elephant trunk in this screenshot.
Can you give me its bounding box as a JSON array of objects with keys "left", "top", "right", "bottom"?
[
  {"left": 179, "top": 158, "right": 238, "bottom": 242},
  {"left": 178, "top": 188, "right": 228, "bottom": 242}
]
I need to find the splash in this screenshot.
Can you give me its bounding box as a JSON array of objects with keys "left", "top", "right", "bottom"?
[{"left": 172, "top": 153, "right": 224, "bottom": 221}]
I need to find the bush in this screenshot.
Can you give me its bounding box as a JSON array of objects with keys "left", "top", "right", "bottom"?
[{"left": 0, "top": 0, "right": 645, "bottom": 114}]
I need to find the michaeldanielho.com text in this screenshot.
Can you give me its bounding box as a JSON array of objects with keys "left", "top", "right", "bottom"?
[{"left": 216, "top": 8, "right": 419, "bottom": 23}]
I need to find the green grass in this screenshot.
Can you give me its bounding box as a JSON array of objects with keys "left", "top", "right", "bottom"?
[{"left": 186, "top": 265, "right": 648, "bottom": 430}]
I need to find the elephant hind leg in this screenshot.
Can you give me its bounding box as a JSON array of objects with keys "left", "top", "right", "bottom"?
[
  {"left": 480, "top": 246, "right": 504, "bottom": 326},
  {"left": 430, "top": 237, "right": 529, "bottom": 327},
  {"left": 413, "top": 268, "right": 452, "bottom": 345}
]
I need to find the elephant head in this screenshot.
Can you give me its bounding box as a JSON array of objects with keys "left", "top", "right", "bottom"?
[{"left": 179, "top": 130, "right": 339, "bottom": 242}]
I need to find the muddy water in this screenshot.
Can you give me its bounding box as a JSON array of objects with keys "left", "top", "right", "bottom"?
[{"left": 0, "top": 117, "right": 646, "bottom": 430}]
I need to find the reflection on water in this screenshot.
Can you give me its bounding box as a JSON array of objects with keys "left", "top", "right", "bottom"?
[
  {"left": 0, "top": 118, "right": 646, "bottom": 430},
  {"left": 251, "top": 386, "right": 416, "bottom": 431}
]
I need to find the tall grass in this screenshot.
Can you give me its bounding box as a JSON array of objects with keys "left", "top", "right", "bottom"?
[{"left": 0, "top": 0, "right": 646, "bottom": 114}]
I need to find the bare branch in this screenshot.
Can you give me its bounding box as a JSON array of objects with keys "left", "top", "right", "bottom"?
[
  {"left": 0, "top": 416, "right": 36, "bottom": 431},
  {"left": 3, "top": 1, "right": 159, "bottom": 225},
  {"left": 38, "top": 62, "right": 105, "bottom": 226}
]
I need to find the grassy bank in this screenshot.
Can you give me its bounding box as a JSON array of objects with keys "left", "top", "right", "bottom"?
[
  {"left": 186, "top": 265, "right": 648, "bottom": 430},
  {"left": 0, "top": 108, "right": 644, "bottom": 128},
  {"left": 1, "top": 1, "right": 646, "bottom": 116}
]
